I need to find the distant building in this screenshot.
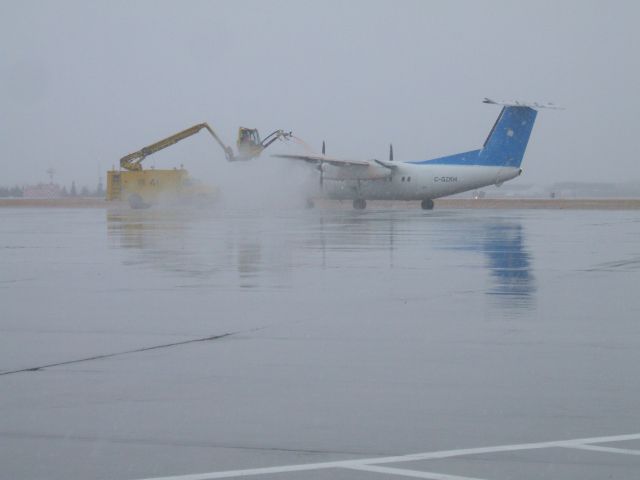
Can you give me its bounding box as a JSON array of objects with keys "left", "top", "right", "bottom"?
[{"left": 23, "top": 183, "right": 63, "bottom": 199}]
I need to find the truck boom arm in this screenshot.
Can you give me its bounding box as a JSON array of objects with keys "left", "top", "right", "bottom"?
[
  {"left": 260, "top": 130, "right": 292, "bottom": 150},
  {"left": 120, "top": 123, "right": 234, "bottom": 171}
]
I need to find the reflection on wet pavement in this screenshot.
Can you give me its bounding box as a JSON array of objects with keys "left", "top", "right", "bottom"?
[
  {"left": 2, "top": 206, "right": 640, "bottom": 480},
  {"left": 107, "top": 208, "right": 536, "bottom": 313}
]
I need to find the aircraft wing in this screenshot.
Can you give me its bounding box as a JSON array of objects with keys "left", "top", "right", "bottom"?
[{"left": 272, "top": 153, "right": 371, "bottom": 167}]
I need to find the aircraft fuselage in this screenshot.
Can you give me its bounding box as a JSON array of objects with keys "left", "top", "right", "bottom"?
[{"left": 323, "top": 163, "right": 522, "bottom": 201}]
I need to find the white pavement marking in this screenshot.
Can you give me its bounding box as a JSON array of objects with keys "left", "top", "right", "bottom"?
[
  {"left": 345, "top": 464, "right": 486, "bottom": 480},
  {"left": 561, "top": 444, "right": 640, "bottom": 456},
  {"left": 133, "top": 432, "right": 640, "bottom": 480}
]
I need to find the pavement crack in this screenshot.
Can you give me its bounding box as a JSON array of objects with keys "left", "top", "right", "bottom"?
[
  {"left": 0, "top": 331, "right": 243, "bottom": 376},
  {"left": 0, "top": 431, "right": 392, "bottom": 457}
]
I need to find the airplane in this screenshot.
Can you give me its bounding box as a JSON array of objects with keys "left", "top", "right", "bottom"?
[{"left": 273, "top": 98, "right": 560, "bottom": 209}]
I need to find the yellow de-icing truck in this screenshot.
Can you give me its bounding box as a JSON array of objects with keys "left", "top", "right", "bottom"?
[
  {"left": 106, "top": 167, "right": 211, "bottom": 209},
  {"left": 107, "top": 123, "right": 291, "bottom": 208}
]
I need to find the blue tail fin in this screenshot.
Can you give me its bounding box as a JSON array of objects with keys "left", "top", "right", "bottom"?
[
  {"left": 409, "top": 104, "right": 539, "bottom": 167},
  {"left": 479, "top": 106, "right": 537, "bottom": 167}
]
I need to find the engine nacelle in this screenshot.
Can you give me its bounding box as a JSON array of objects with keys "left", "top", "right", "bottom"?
[{"left": 323, "top": 162, "right": 390, "bottom": 181}]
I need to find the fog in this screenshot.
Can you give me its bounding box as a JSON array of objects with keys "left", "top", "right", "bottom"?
[
  {"left": 1, "top": 0, "right": 639, "bottom": 190},
  {"left": 4, "top": 4, "right": 640, "bottom": 478}
]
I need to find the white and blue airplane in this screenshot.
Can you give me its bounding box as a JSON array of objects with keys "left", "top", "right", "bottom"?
[{"left": 274, "top": 99, "right": 559, "bottom": 209}]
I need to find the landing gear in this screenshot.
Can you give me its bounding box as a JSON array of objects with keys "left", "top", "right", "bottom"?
[
  {"left": 421, "top": 199, "right": 434, "bottom": 210},
  {"left": 353, "top": 198, "right": 367, "bottom": 210}
]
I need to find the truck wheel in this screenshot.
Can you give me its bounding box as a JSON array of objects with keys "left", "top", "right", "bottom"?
[{"left": 128, "top": 194, "right": 149, "bottom": 209}]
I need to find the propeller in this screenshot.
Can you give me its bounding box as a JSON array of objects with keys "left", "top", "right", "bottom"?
[
  {"left": 318, "top": 140, "right": 326, "bottom": 188},
  {"left": 389, "top": 143, "right": 394, "bottom": 161}
]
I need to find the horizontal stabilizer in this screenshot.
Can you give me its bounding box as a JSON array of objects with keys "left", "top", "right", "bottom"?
[{"left": 483, "top": 97, "right": 563, "bottom": 110}]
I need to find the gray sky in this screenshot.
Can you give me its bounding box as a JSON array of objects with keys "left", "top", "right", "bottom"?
[{"left": 1, "top": 0, "right": 639, "bottom": 188}]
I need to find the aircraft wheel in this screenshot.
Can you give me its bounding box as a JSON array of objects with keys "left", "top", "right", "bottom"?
[
  {"left": 421, "top": 199, "right": 434, "bottom": 210},
  {"left": 353, "top": 198, "right": 367, "bottom": 210},
  {"left": 128, "top": 194, "right": 150, "bottom": 209}
]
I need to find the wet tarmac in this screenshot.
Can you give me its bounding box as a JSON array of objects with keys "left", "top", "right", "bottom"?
[{"left": 1, "top": 206, "right": 639, "bottom": 479}]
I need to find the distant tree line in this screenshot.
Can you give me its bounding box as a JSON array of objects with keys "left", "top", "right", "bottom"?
[
  {"left": 0, "top": 186, "right": 24, "bottom": 198},
  {"left": 0, "top": 181, "right": 105, "bottom": 198},
  {"left": 66, "top": 180, "right": 105, "bottom": 197}
]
